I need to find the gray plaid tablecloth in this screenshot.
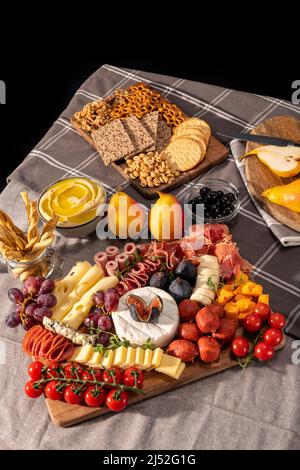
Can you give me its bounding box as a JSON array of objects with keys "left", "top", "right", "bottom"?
[{"left": 1, "top": 65, "right": 300, "bottom": 450}]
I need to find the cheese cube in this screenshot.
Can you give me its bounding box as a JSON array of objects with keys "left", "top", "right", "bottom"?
[
  {"left": 151, "top": 348, "right": 163, "bottom": 368},
  {"left": 174, "top": 362, "right": 186, "bottom": 380},
  {"left": 121, "top": 347, "right": 136, "bottom": 369},
  {"left": 155, "top": 354, "right": 182, "bottom": 378},
  {"left": 141, "top": 349, "right": 153, "bottom": 370},
  {"left": 70, "top": 345, "right": 94, "bottom": 364},
  {"left": 113, "top": 346, "right": 128, "bottom": 367},
  {"left": 102, "top": 350, "right": 115, "bottom": 368},
  {"left": 86, "top": 351, "right": 104, "bottom": 368},
  {"left": 134, "top": 347, "right": 145, "bottom": 368}
]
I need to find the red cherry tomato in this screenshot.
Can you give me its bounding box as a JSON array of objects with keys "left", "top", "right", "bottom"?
[
  {"left": 103, "top": 367, "right": 123, "bottom": 385},
  {"left": 106, "top": 389, "right": 128, "bottom": 412},
  {"left": 46, "top": 361, "right": 60, "bottom": 378},
  {"left": 64, "top": 385, "right": 84, "bottom": 405},
  {"left": 64, "top": 363, "right": 83, "bottom": 379},
  {"left": 263, "top": 328, "right": 283, "bottom": 347},
  {"left": 231, "top": 336, "right": 250, "bottom": 357},
  {"left": 44, "top": 381, "right": 64, "bottom": 400},
  {"left": 24, "top": 380, "right": 44, "bottom": 398},
  {"left": 254, "top": 342, "right": 274, "bottom": 361},
  {"left": 243, "top": 313, "right": 263, "bottom": 333},
  {"left": 268, "top": 313, "right": 286, "bottom": 329},
  {"left": 254, "top": 303, "right": 271, "bottom": 321},
  {"left": 84, "top": 386, "right": 107, "bottom": 407},
  {"left": 28, "top": 361, "right": 44, "bottom": 381},
  {"left": 123, "top": 367, "right": 144, "bottom": 388},
  {"left": 82, "top": 369, "right": 102, "bottom": 383}
]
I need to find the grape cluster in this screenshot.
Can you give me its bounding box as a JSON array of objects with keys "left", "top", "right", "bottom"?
[
  {"left": 83, "top": 288, "right": 119, "bottom": 346},
  {"left": 6, "top": 276, "right": 56, "bottom": 330},
  {"left": 189, "top": 186, "right": 236, "bottom": 220}
]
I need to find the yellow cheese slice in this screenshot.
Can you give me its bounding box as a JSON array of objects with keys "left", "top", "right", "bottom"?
[
  {"left": 102, "top": 350, "right": 115, "bottom": 368},
  {"left": 113, "top": 346, "right": 128, "bottom": 367},
  {"left": 141, "top": 349, "right": 153, "bottom": 370},
  {"left": 53, "top": 261, "right": 91, "bottom": 309},
  {"left": 151, "top": 348, "right": 163, "bottom": 368},
  {"left": 174, "top": 362, "right": 186, "bottom": 380},
  {"left": 134, "top": 347, "right": 145, "bottom": 368},
  {"left": 86, "top": 351, "right": 104, "bottom": 368},
  {"left": 61, "top": 276, "right": 118, "bottom": 329},
  {"left": 70, "top": 345, "right": 94, "bottom": 363},
  {"left": 121, "top": 347, "right": 136, "bottom": 369},
  {"left": 155, "top": 354, "right": 182, "bottom": 378},
  {"left": 52, "top": 264, "right": 105, "bottom": 320}
]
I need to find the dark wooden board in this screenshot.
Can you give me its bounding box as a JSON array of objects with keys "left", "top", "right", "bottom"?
[
  {"left": 71, "top": 119, "right": 229, "bottom": 199},
  {"left": 245, "top": 115, "right": 300, "bottom": 232}
]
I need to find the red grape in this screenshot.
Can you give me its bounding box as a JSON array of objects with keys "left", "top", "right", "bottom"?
[
  {"left": 25, "top": 302, "right": 38, "bottom": 318},
  {"left": 8, "top": 288, "right": 24, "bottom": 304},
  {"left": 33, "top": 306, "right": 52, "bottom": 322},
  {"left": 96, "top": 333, "right": 110, "bottom": 346},
  {"left": 104, "top": 289, "right": 119, "bottom": 312},
  {"left": 23, "top": 317, "right": 36, "bottom": 330},
  {"left": 98, "top": 315, "right": 113, "bottom": 331},
  {"left": 5, "top": 311, "right": 21, "bottom": 328},
  {"left": 93, "top": 290, "right": 105, "bottom": 306},
  {"left": 39, "top": 279, "right": 55, "bottom": 294},
  {"left": 24, "top": 276, "right": 41, "bottom": 295},
  {"left": 37, "top": 294, "right": 57, "bottom": 308}
]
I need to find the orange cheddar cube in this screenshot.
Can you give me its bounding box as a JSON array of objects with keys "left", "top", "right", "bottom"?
[
  {"left": 241, "top": 281, "right": 263, "bottom": 297},
  {"left": 258, "top": 294, "right": 269, "bottom": 305}
]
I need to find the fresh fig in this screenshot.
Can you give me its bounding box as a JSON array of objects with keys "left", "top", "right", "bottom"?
[
  {"left": 168, "top": 277, "right": 192, "bottom": 304},
  {"left": 145, "top": 295, "right": 163, "bottom": 319},
  {"left": 126, "top": 294, "right": 148, "bottom": 322},
  {"left": 175, "top": 260, "right": 197, "bottom": 285},
  {"left": 149, "top": 272, "right": 170, "bottom": 291}
]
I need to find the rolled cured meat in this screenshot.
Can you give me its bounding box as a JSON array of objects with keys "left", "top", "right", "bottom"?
[
  {"left": 94, "top": 251, "right": 108, "bottom": 271},
  {"left": 105, "top": 259, "right": 118, "bottom": 276},
  {"left": 124, "top": 242, "right": 137, "bottom": 263},
  {"left": 106, "top": 246, "right": 120, "bottom": 260},
  {"left": 116, "top": 253, "right": 129, "bottom": 271}
]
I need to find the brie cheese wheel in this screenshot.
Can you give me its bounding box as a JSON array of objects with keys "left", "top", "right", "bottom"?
[{"left": 112, "top": 287, "right": 179, "bottom": 348}]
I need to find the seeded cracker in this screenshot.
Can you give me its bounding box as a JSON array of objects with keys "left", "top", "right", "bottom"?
[
  {"left": 92, "top": 119, "right": 135, "bottom": 165},
  {"left": 140, "top": 111, "right": 159, "bottom": 151},
  {"left": 122, "top": 115, "right": 154, "bottom": 154},
  {"left": 156, "top": 118, "right": 172, "bottom": 153}
]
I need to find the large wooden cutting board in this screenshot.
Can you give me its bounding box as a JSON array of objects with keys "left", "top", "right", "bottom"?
[
  {"left": 245, "top": 115, "right": 300, "bottom": 232},
  {"left": 71, "top": 119, "right": 229, "bottom": 200}
]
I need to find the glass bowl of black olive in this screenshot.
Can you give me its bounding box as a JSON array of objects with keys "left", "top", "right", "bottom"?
[{"left": 184, "top": 179, "right": 240, "bottom": 224}]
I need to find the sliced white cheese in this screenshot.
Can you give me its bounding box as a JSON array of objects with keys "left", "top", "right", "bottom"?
[
  {"left": 121, "top": 347, "right": 136, "bottom": 369},
  {"left": 155, "top": 354, "right": 182, "bottom": 378},
  {"left": 174, "top": 362, "right": 186, "bottom": 380},
  {"left": 113, "top": 346, "right": 127, "bottom": 367},
  {"left": 151, "top": 348, "right": 163, "bottom": 368},
  {"left": 141, "top": 349, "right": 153, "bottom": 370},
  {"left": 134, "top": 347, "right": 145, "bottom": 368},
  {"left": 86, "top": 351, "right": 104, "bottom": 368},
  {"left": 70, "top": 345, "right": 94, "bottom": 363},
  {"left": 53, "top": 261, "right": 91, "bottom": 310},
  {"left": 112, "top": 287, "right": 179, "bottom": 348},
  {"left": 102, "top": 350, "right": 115, "bottom": 368}
]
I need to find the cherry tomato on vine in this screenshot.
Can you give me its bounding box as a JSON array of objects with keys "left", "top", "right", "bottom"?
[
  {"left": 263, "top": 328, "right": 283, "bottom": 347},
  {"left": 254, "top": 303, "right": 271, "bottom": 321},
  {"left": 123, "top": 367, "right": 144, "bottom": 388},
  {"left": 28, "top": 361, "right": 44, "bottom": 381},
  {"left": 82, "top": 369, "right": 102, "bottom": 382},
  {"left": 254, "top": 342, "right": 274, "bottom": 361},
  {"left": 231, "top": 336, "right": 249, "bottom": 357},
  {"left": 45, "top": 380, "right": 64, "bottom": 400},
  {"left": 106, "top": 389, "right": 128, "bottom": 412},
  {"left": 64, "top": 385, "right": 84, "bottom": 405},
  {"left": 103, "top": 367, "right": 123, "bottom": 384},
  {"left": 268, "top": 313, "right": 286, "bottom": 330},
  {"left": 46, "top": 361, "right": 60, "bottom": 378},
  {"left": 243, "top": 313, "right": 262, "bottom": 333},
  {"left": 84, "top": 386, "right": 107, "bottom": 407},
  {"left": 64, "top": 363, "right": 83, "bottom": 379},
  {"left": 24, "top": 380, "right": 44, "bottom": 398}
]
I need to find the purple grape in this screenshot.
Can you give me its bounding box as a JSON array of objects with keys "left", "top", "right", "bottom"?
[
  {"left": 22, "top": 286, "right": 28, "bottom": 296},
  {"left": 25, "top": 302, "right": 38, "bottom": 318},
  {"left": 8, "top": 288, "right": 24, "bottom": 304},
  {"left": 5, "top": 310, "right": 21, "bottom": 328},
  {"left": 96, "top": 333, "right": 110, "bottom": 347},
  {"left": 24, "top": 276, "right": 43, "bottom": 295},
  {"left": 93, "top": 290, "right": 105, "bottom": 307},
  {"left": 104, "top": 289, "right": 119, "bottom": 312},
  {"left": 39, "top": 279, "right": 55, "bottom": 294},
  {"left": 98, "top": 315, "right": 113, "bottom": 331},
  {"left": 37, "top": 293, "right": 57, "bottom": 308},
  {"left": 90, "top": 307, "right": 102, "bottom": 316},
  {"left": 33, "top": 306, "right": 52, "bottom": 322},
  {"left": 15, "top": 304, "right": 22, "bottom": 316},
  {"left": 23, "top": 317, "right": 36, "bottom": 330}
]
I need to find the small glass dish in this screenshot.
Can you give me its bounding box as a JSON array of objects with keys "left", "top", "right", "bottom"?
[
  {"left": 184, "top": 178, "right": 240, "bottom": 225},
  {"left": 5, "top": 247, "right": 63, "bottom": 281}
]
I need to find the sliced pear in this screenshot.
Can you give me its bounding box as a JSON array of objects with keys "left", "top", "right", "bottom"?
[{"left": 243, "top": 145, "right": 300, "bottom": 178}]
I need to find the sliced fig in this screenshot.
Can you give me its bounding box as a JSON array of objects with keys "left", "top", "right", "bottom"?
[
  {"left": 126, "top": 294, "right": 147, "bottom": 322},
  {"left": 146, "top": 295, "right": 163, "bottom": 320}
]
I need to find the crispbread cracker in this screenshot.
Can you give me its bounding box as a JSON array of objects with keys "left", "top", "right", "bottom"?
[
  {"left": 122, "top": 115, "right": 154, "bottom": 154},
  {"left": 140, "top": 111, "right": 159, "bottom": 151},
  {"left": 92, "top": 119, "right": 135, "bottom": 165},
  {"left": 163, "top": 138, "right": 202, "bottom": 171},
  {"left": 156, "top": 118, "right": 172, "bottom": 153}
]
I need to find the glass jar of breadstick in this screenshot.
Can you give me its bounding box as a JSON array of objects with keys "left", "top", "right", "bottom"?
[{"left": 5, "top": 247, "right": 62, "bottom": 281}]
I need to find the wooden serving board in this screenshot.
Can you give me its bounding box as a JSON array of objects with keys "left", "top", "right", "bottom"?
[
  {"left": 245, "top": 115, "right": 300, "bottom": 232},
  {"left": 71, "top": 119, "right": 229, "bottom": 200}
]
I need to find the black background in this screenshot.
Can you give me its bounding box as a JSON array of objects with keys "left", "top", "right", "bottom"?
[{"left": 0, "top": 14, "right": 298, "bottom": 192}]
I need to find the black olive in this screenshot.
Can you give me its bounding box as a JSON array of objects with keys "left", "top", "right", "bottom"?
[
  {"left": 227, "top": 192, "right": 236, "bottom": 202},
  {"left": 209, "top": 191, "right": 218, "bottom": 201},
  {"left": 204, "top": 193, "right": 214, "bottom": 205},
  {"left": 227, "top": 202, "right": 235, "bottom": 213},
  {"left": 216, "top": 190, "right": 224, "bottom": 199},
  {"left": 210, "top": 204, "right": 219, "bottom": 218},
  {"left": 200, "top": 187, "right": 210, "bottom": 198},
  {"left": 204, "top": 209, "right": 211, "bottom": 218}
]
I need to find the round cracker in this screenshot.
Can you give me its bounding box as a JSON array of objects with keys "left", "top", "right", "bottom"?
[
  {"left": 174, "top": 127, "right": 210, "bottom": 146},
  {"left": 163, "top": 138, "right": 202, "bottom": 171},
  {"left": 174, "top": 135, "right": 207, "bottom": 162}
]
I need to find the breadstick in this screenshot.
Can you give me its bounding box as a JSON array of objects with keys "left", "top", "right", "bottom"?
[
  {"left": 0, "top": 209, "right": 27, "bottom": 243},
  {"left": 25, "top": 201, "right": 40, "bottom": 251}
]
